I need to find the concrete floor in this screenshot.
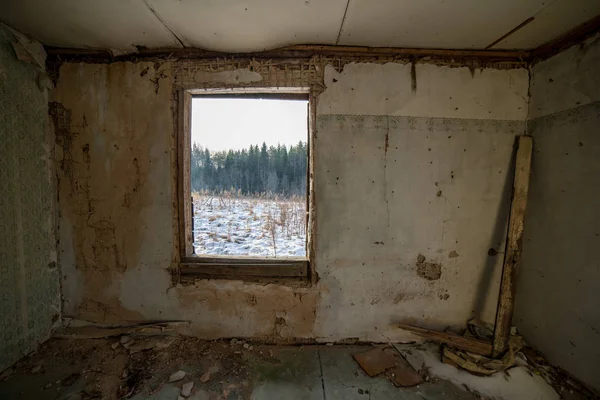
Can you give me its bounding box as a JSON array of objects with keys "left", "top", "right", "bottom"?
[{"left": 0, "top": 338, "right": 572, "bottom": 400}]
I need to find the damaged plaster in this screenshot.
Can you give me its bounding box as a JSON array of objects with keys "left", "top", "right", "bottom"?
[
  {"left": 416, "top": 254, "right": 442, "bottom": 281},
  {"left": 52, "top": 57, "right": 527, "bottom": 342},
  {"left": 193, "top": 68, "right": 263, "bottom": 85}
]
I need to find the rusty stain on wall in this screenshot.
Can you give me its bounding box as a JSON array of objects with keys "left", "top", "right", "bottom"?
[
  {"left": 52, "top": 62, "right": 170, "bottom": 323},
  {"left": 49, "top": 102, "right": 76, "bottom": 185},
  {"left": 384, "top": 132, "right": 389, "bottom": 154},
  {"left": 52, "top": 60, "right": 325, "bottom": 335},
  {"left": 411, "top": 59, "right": 417, "bottom": 93}
]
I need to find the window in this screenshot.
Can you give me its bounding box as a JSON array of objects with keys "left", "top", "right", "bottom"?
[{"left": 177, "top": 89, "right": 312, "bottom": 282}]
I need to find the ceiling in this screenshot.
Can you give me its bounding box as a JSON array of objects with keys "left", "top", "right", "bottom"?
[{"left": 1, "top": 0, "right": 599, "bottom": 53}]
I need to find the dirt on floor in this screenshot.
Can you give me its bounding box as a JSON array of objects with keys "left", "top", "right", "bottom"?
[
  {"left": 0, "top": 336, "right": 595, "bottom": 400},
  {"left": 0, "top": 336, "right": 260, "bottom": 399}
]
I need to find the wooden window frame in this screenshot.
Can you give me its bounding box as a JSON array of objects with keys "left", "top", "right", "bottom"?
[{"left": 175, "top": 88, "right": 314, "bottom": 283}]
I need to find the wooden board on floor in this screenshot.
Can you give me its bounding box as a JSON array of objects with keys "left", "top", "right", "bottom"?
[
  {"left": 385, "top": 351, "right": 423, "bottom": 387},
  {"left": 397, "top": 323, "right": 493, "bottom": 357},
  {"left": 353, "top": 347, "right": 397, "bottom": 377},
  {"left": 492, "top": 135, "right": 533, "bottom": 357}
]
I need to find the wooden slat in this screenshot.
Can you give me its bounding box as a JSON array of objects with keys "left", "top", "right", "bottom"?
[
  {"left": 182, "top": 256, "right": 307, "bottom": 264},
  {"left": 177, "top": 91, "right": 193, "bottom": 258},
  {"left": 492, "top": 136, "right": 533, "bottom": 358},
  {"left": 485, "top": 17, "right": 535, "bottom": 50},
  {"left": 180, "top": 261, "right": 308, "bottom": 278},
  {"left": 190, "top": 92, "right": 308, "bottom": 100},
  {"left": 307, "top": 91, "right": 316, "bottom": 274},
  {"left": 398, "top": 324, "right": 493, "bottom": 356}
]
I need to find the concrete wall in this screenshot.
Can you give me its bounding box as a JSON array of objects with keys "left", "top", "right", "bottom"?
[
  {"left": 517, "top": 33, "right": 600, "bottom": 391},
  {"left": 52, "top": 59, "right": 528, "bottom": 342},
  {"left": 0, "top": 26, "right": 61, "bottom": 371}
]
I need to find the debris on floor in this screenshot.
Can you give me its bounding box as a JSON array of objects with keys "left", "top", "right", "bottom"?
[
  {"left": 169, "top": 370, "right": 186, "bottom": 382},
  {"left": 0, "top": 338, "right": 592, "bottom": 400},
  {"left": 520, "top": 346, "right": 598, "bottom": 399},
  {"left": 54, "top": 319, "right": 191, "bottom": 339},
  {"left": 397, "top": 321, "right": 493, "bottom": 356},
  {"left": 353, "top": 346, "right": 423, "bottom": 387},
  {"left": 393, "top": 319, "right": 596, "bottom": 399},
  {"left": 385, "top": 364, "right": 423, "bottom": 388},
  {"left": 199, "top": 370, "right": 211, "bottom": 383},
  {"left": 396, "top": 342, "right": 561, "bottom": 399},
  {"left": 181, "top": 381, "right": 194, "bottom": 397},
  {"left": 442, "top": 320, "right": 525, "bottom": 375},
  {"left": 54, "top": 320, "right": 188, "bottom": 356},
  {"left": 352, "top": 347, "right": 397, "bottom": 377},
  {"left": 385, "top": 349, "right": 423, "bottom": 387},
  {"left": 119, "top": 335, "right": 178, "bottom": 354}
]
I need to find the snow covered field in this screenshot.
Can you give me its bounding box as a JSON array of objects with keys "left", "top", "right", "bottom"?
[{"left": 192, "top": 195, "right": 306, "bottom": 257}]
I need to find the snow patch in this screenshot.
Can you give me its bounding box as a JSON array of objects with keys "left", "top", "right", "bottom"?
[
  {"left": 193, "top": 196, "right": 306, "bottom": 257},
  {"left": 394, "top": 343, "right": 559, "bottom": 400}
]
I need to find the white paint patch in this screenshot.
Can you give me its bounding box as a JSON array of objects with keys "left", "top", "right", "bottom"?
[
  {"left": 318, "top": 63, "right": 528, "bottom": 120},
  {"left": 396, "top": 343, "right": 560, "bottom": 400},
  {"left": 3, "top": 23, "right": 46, "bottom": 69},
  {"left": 193, "top": 69, "right": 262, "bottom": 85}
]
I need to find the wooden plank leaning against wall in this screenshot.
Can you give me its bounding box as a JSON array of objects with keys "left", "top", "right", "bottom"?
[
  {"left": 396, "top": 135, "right": 533, "bottom": 359},
  {"left": 492, "top": 135, "right": 533, "bottom": 357}
]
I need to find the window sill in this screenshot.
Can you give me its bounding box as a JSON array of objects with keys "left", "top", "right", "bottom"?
[{"left": 178, "top": 256, "right": 309, "bottom": 284}]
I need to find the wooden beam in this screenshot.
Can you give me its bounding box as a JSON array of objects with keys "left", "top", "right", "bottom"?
[
  {"left": 45, "top": 44, "right": 530, "bottom": 63},
  {"left": 277, "top": 45, "right": 530, "bottom": 59},
  {"left": 41, "top": 15, "right": 600, "bottom": 66},
  {"left": 397, "top": 323, "right": 493, "bottom": 356},
  {"left": 492, "top": 136, "right": 533, "bottom": 358}
]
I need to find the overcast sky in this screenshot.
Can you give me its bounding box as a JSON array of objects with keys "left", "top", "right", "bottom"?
[{"left": 191, "top": 98, "right": 308, "bottom": 151}]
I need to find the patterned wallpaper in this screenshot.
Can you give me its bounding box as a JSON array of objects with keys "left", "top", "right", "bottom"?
[{"left": 0, "top": 26, "right": 60, "bottom": 371}]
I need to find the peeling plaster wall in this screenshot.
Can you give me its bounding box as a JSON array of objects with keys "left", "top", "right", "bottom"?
[
  {"left": 53, "top": 59, "right": 528, "bottom": 342},
  {"left": 517, "top": 33, "right": 600, "bottom": 391},
  {"left": 0, "top": 26, "right": 60, "bottom": 371},
  {"left": 315, "top": 63, "right": 527, "bottom": 339}
]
